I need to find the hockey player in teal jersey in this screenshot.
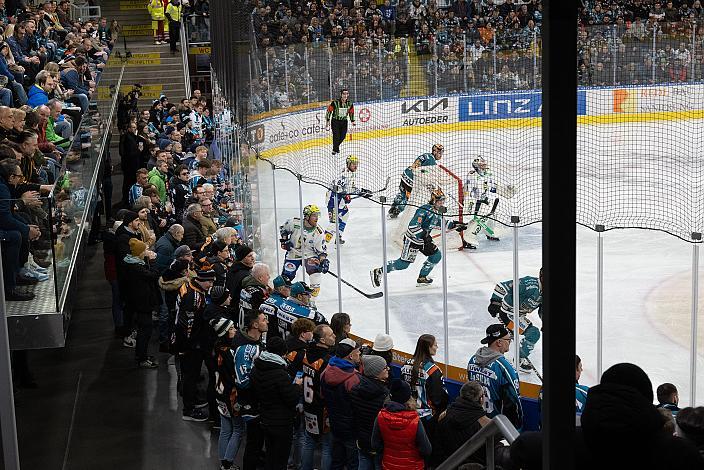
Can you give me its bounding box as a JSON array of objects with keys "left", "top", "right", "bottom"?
[
  {"left": 467, "top": 324, "right": 523, "bottom": 430},
  {"left": 264, "top": 281, "right": 328, "bottom": 339},
  {"left": 371, "top": 189, "right": 467, "bottom": 286},
  {"left": 388, "top": 144, "right": 444, "bottom": 218},
  {"left": 488, "top": 268, "right": 543, "bottom": 372}
]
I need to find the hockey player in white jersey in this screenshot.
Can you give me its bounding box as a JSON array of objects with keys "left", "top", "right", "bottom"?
[
  {"left": 371, "top": 189, "right": 467, "bottom": 286},
  {"left": 280, "top": 204, "right": 329, "bottom": 300},
  {"left": 324, "top": 155, "right": 372, "bottom": 245},
  {"left": 463, "top": 156, "right": 500, "bottom": 249}
]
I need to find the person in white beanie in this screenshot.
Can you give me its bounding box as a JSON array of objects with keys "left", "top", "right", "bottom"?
[{"left": 371, "top": 333, "right": 394, "bottom": 367}]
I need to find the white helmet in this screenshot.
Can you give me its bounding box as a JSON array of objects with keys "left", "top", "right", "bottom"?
[{"left": 472, "top": 156, "right": 488, "bottom": 174}]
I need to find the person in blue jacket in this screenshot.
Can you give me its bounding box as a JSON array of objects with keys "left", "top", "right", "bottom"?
[{"left": 26, "top": 70, "right": 52, "bottom": 108}]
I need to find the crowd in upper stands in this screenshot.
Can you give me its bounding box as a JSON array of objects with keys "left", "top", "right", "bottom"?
[
  {"left": 0, "top": 0, "right": 118, "bottom": 303},
  {"left": 248, "top": 0, "right": 704, "bottom": 111}
]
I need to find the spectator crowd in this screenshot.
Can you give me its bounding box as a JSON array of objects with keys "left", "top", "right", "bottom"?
[
  {"left": 0, "top": 0, "right": 118, "bottom": 303},
  {"left": 248, "top": 0, "right": 704, "bottom": 112}
]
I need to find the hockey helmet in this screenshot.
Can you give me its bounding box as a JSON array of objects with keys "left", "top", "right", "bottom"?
[
  {"left": 429, "top": 188, "right": 446, "bottom": 204},
  {"left": 346, "top": 155, "right": 359, "bottom": 169},
  {"left": 303, "top": 204, "right": 321, "bottom": 218},
  {"left": 432, "top": 143, "right": 444, "bottom": 154},
  {"left": 472, "top": 156, "right": 488, "bottom": 173}
]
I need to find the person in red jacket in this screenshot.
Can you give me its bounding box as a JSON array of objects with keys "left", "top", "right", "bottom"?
[{"left": 371, "top": 379, "right": 432, "bottom": 470}]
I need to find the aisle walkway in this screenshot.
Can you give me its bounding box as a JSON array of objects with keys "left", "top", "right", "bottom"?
[{"left": 15, "top": 191, "right": 221, "bottom": 470}]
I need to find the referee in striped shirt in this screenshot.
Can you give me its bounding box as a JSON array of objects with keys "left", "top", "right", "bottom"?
[{"left": 325, "top": 89, "right": 356, "bottom": 155}]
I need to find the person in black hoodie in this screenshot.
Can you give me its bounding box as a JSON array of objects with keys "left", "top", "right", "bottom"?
[
  {"left": 286, "top": 317, "right": 315, "bottom": 377},
  {"left": 349, "top": 355, "right": 389, "bottom": 469},
  {"left": 115, "top": 210, "right": 143, "bottom": 343},
  {"left": 511, "top": 363, "right": 704, "bottom": 470},
  {"left": 122, "top": 238, "right": 161, "bottom": 368},
  {"left": 435, "top": 380, "right": 513, "bottom": 467},
  {"left": 251, "top": 336, "right": 303, "bottom": 470}
]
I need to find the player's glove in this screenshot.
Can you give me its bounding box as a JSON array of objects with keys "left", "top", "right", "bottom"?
[
  {"left": 319, "top": 257, "right": 330, "bottom": 274},
  {"left": 359, "top": 189, "right": 373, "bottom": 198},
  {"left": 488, "top": 301, "right": 502, "bottom": 317},
  {"left": 280, "top": 237, "right": 292, "bottom": 251}
]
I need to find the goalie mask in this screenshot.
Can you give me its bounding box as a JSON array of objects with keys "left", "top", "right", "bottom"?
[{"left": 472, "top": 156, "right": 488, "bottom": 174}]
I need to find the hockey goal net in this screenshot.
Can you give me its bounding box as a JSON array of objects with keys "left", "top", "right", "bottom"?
[{"left": 391, "top": 164, "right": 466, "bottom": 250}]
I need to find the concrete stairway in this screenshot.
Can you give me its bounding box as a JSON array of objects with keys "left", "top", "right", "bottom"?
[{"left": 100, "top": 0, "right": 188, "bottom": 104}]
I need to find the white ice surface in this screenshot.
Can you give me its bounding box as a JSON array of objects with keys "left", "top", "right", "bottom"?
[{"left": 256, "top": 131, "right": 704, "bottom": 404}]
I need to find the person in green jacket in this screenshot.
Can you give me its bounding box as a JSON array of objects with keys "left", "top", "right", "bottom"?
[{"left": 148, "top": 160, "right": 169, "bottom": 204}]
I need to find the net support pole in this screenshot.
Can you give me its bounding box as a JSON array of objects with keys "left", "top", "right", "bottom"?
[
  {"left": 248, "top": 52, "right": 254, "bottom": 103},
  {"left": 265, "top": 51, "right": 272, "bottom": 111},
  {"left": 272, "top": 167, "right": 281, "bottom": 270},
  {"left": 612, "top": 26, "right": 617, "bottom": 86},
  {"left": 511, "top": 217, "right": 520, "bottom": 370},
  {"left": 298, "top": 176, "right": 306, "bottom": 283},
  {"left": 441, "top": 208, "right": 450, "bottom": 377},
  {"left": 328, "top": 41, "right": 333, "bottom": 101},
  {"left": 463, "top": 34, "right": 468, "bottom": 91},
  {"left": 352, "top": 39, "right": 357, "bottom": 98},
  {"left": 652, "top": 26, "right": 657, "bottom": 82},
  {"left": 334, "top": 185, "right": 343, "bottom": 313},
  {"left": 378, "top": 40, "right": 383, "bottom": 99},
  {"left": 493, "top": 34, "right": 498, "bottom": 91},
  {"left": 0, "top": 245, "right": 20, "bottom": 470},
  {"left": 596, "top": 225, "right": 604, "bottom": 378},
  {"left": 533, "top": 30, "right": 538, "bottom": 88},
  {"left": 284, "top": 48, "right": 290, "bottom": 97},
  {"left": 380, "top": 196, "right": 390, "bottom": 334},
  {"left": 690, "top": 232, "right": 700, "bottom": 406},
  {"left": 305, "top": 47, "right": 311, "bottom": 105},
  {"left": 543, "top": 0, "right": 577, "bottom": 465},
  {"left": 692, "top": 22, "right": 697, "bottom": 82}
]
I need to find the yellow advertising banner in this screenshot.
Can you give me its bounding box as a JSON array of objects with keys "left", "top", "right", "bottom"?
[
  {"left": 119, "top": 0, "right": 146, "bottom": 10},
  {"left": 107, "top": 52, "right": 161, "bottom": 66},
  {"left": 97, "top": 84, "right": 164, "bottom": 100},
  {"left": 122, "top": 24, "right": 153, "bottom": 36},
  {"left": 189, "top": 46, "right": 211, "bottom": 55}
]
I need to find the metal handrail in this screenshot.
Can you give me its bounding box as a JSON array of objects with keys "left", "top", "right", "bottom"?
[
  {"left": 436, "top": 415, "right": 520, "bottom": 470},
  {"left": 180, "top": 18, "right": 192, "bottom": 98}
]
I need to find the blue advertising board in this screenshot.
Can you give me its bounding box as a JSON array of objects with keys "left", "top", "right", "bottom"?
[{"left": 459, "top": 91, "right": 587, "bottom": 121}]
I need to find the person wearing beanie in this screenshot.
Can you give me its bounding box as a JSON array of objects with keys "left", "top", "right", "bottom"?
[
  {"left": 267, "top": 281, "right": 328, "bottom": 340},
  {"left": 371, "top": 378, "right": 432, "bottom": 470},
  {"left": 349, "top": 355, "right": 389, "bottom": 467},
  {"left": 467, "top": 325, "right": 521, "bottom": 429},
  {"left": 121, "top": 235, "right": 160, "bottom": 369},
  {"left": 573, "top": 362, "right": 704, "bottom": 470},
  {"left": 157, "top": 258, "right": 190, "bottom": 351},
  {"left": 205, "top": 240, "right": 231, "bottom": 287},
  {"left": 225, "top": 244, "right": 255, "bottom": 310},
  {"left": 320, "top": 337, "right": 362, "bottom": 469},
  {"left": 174, "top": 264, "right": 216, "bottom": 422},
  {"left": 203, "top": 286, "right": 231, "bottom": 325},
  {"left": 371, "top": 333, "right": 394, "bottom": 366},
  {"left": 250, "top": 335, "right": 303, "bottom": 470},
  {"left": 212, "top": 313, "right": 239, "bottom": 470}
]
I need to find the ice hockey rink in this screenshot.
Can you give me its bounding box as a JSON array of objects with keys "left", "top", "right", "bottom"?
[{"left": 256, "top": 124, "right": 704, "bottom": 402}]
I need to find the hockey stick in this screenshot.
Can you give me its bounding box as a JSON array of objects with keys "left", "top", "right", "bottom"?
[
  {"left": 326, "top": 270, "right": 383, "bottom": 299},
  {"left": 524, "top": 357, "right": 543, "bottom": 382},
  {"left": 347, "top": 176, "right": 391, "bottom": 201}
]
